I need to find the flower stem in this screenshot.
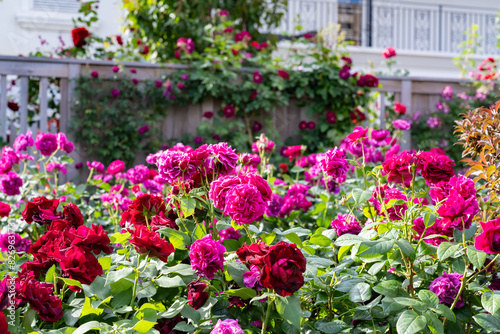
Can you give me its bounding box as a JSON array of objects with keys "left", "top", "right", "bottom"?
[{"left": 261, "top": 294, "right": 274, "bottom": 334}]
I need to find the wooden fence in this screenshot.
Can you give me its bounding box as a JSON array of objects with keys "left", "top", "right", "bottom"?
[{"left": 0, "top": 55, "right": 472, "bottom": 154}]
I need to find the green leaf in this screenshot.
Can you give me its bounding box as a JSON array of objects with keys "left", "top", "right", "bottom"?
[
  {"left": 357, "top": 239, "right": 394, "bottom": 258},
  {"left": 284, "top": 232, "right": 303, "bottom": 247},
  {"left": 334, "top": 234, "right": 366, "bottom": 247},
  {"left": 418, "top": 290, "right": 439, "bottom": 308},
  {"left": 423, "top": 212, "right": 436, "bottom": 227},
  {"left": 133, "top": 320, "right": 156, "bottom": 333},
  {"left": 225, "top": 288, "right": 256, "bottom": 300},
  {"left": 105, "top": 267, "right": 134, "bottom": 286},
  {"left": 482, "top": 291, "right": 500, "bottom": 315},
  {"left": 393, "top": 297, "right": 427, "bottom": 312},
  {"left": 368, "top": 261, "right": 386, "bottom": 276},
  {"left": 467, "top": 245, "right": 486, "bottom": 270},
  {"left": 349, "top": 282, "right": 372, "bottom": 303},
  {"left": 373, "top": 280, "right": 403, "bottom": 298},
  {"left": 437, "top": 242, "right": 460, "bottom": 261},
  {"left": 424, "top": 311, "right": 444, "bottom": 334},
  {"left": 160, "top": 299, "right": 187, "bottom": 318},
  {"left": 98, "top": 256, "right": 111, "bottom": 272},
  {"left": 433, "top": 304, "right": 455, "bottom": 322},
  {"left": 275, "top": 294, "right": 303, "bottom": 330},
  {"left": 155, "top": 276, "right": 185, "bottom": 288},
  {"left": 72, "top": 321, "right": 102, "bottom": 334},
  {"left": 60, "top": 278, "right": 83, "bottom": 289},
  {"left": 310, "top": 234, "right": 332, "bottom": 247},
  {"left": 352, "top": 189, "right": 372, "bottom": 204},
  {"left": 453, "top": 223, "right": 476, "bottom": 242},
  {"left": 180, "top": 197, "right": 196, "bottom": 217},
  {"left": 83, "top": 276, "right": 111, "bottom": 300},
  {"left": 397, "top": 239, "right": 416, "bottom": 258},
  {"left": 226, "top": 262, "right": 247, "bottom": 287},
  {"left": 474, "top": 313, "right": 500, "bottom": 332},
  {"left": 45, "top": 264, "right": 56, "bottom": 283},
  {"left": 396, "top": 310, "right": 427, "bottom": 334},
  {"left": 337, "top": 245, "right": 352, "bottom": 261},
  {"left": 314, "top": 320, "right": 349, "bottom": 333},
  {"left": 159, "top": 228, "right": 190, "bottom": 250}
]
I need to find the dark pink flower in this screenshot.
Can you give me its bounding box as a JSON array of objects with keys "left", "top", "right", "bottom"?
[
  {"left": 224, "top": 184, "right": 266, "bottom": 225},
  {"left": 331, "top": 213, "right": 362, "bottom": 236},
  {"left": 382, "top": 46, "right": 396, "bottom": 58},
  {"left": 189, "top": 235, "right": 226, "bottom": 279},
  {"left": 35, "top": 133, "right": 57, "bottom": 156},
  {"left": 253, "top": 71, "right": 263, "bottom": 84},
  {"left": 381, "top": 150, "right": 416, "bottom": 187},
  {"left": 429, "top": 272, "right": 464, "bottom": 308},
  {"left": 223, "top": 105, "right": 235, "bottom": 118}
]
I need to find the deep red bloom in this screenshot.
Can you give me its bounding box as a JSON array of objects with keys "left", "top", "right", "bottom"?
[
  {"left": 71, "top": 27, "right": 90, "bottom": 48},
  {"left": 356, "top": 74, "right": 378, "bottom": 87},
  {"left": 7, "top": 101, "right": 19, "bottom": 112},
  {"left": 62, "top": 203, "right": 84, "bottom": 227},
  {"left": 393, "top": 102, "right": 407, "bottom": 115},
  {"left": 417, "top": 151, "right": 455, "bottom": 185},
  {"left": 56, "top": 246, "right": 103, "bottom": 286},
  {"left": 121, "top": 194, "right": 166, "bottom": 226},
  {"left": 223, "top": 105, "right": 236, "bottom": 118},
  {"left": 129, "top": 225, "right": 175, "bottom": 262},
  {"left": 71, "top": 224, "right": 113, "bottom": 255},
  {"left": 278, "top": 163, "right": 288, "bottom": 173},
  {"left": 236, "top": 241, "right": 270, "bottom": 268},
  {"left": 381, "top": 151, "right": 416, "bottom": 187},
  {"left": 260, "top": 241, "right": 306, "bottom": 296},
  {"left": 277, "top": 70, "right": 290, "bottom": 79},
  {"left": 187, "top": 280, "right": 209, "bottom": 309},
  {"left": 0, "top": 312, "right": 10, "bottom": 334},
  {"left": 304, "top": 33, "right": 314, "bottom": 39},
  {"left": 21, "top": 274, "right": 63, "bottom": 322},
  {"left": 151, "top": 211, "right": 179, "bottom": 231},
  {"left": 326, "top": 111, "right": 337, "bottom": 124},
  {"left": 298, "top": 121, "right": 308, "bottom": 130},
  {"left": 116, "top": 35, "right": 123, "bottom": 45},
  {"left": 203, "top": 111, "right": 214, "bottom": 119},
  {"left": 22, "top": 197, "right": 60, "bottom": 225},
  {"left": 0, "top": 202, "right": 10, "bottom": 217}
]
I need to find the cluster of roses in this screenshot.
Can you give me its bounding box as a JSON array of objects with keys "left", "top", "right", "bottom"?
[
  {"left": 209, "top": 172, "right": 271, "bottom": 225},
  {"left": 121, "top": 194, "right": 177, "bottom": 262},
  {"left": 154, "top": 142, "right": 238, "bottom": 188},
  {"left": 0, "top": 131, "right": 74, "bottom": 196},
  {"left": 9, "top": 197, "right": 112, "bottom": 322},
  {"left": 379, "top": 148, "right": 480, "bottom": 246},
  {"left": 340, "top": 126, "right": 401, "bottom": 164}
]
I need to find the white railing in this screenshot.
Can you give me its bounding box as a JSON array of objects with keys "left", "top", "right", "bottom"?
[{"left": 274, "top": 0, "right": 499, "bottom": 55}]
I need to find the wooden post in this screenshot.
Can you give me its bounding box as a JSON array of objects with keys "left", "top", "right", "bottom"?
[
  {"left": 0, "top": 75, "right": 7, "bottom": 142},
  {"left": 39, "top": 77, "right": 49, "bottom": 133},
  {"left": 19, "top": 76, "right": 29, "bottom": 135},
  {"left": 400, "top": 79, "right": 412, "bottom": 151}
]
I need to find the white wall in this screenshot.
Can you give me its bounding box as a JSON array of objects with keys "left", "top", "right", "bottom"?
[{"left": 0, "top": 0, "right": 123, "bottom": 56}]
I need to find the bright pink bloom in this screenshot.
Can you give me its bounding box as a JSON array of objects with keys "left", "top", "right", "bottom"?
[
  {"left": 382, "top": 46, "right": 396, "bottom": 58},
  {"left": 190, "top": 235, "right": 226, "bottom": 279}
]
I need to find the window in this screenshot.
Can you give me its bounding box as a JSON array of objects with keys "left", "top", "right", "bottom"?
[{"left": 32, "top": 0, "right": 81, "bottom": 13}]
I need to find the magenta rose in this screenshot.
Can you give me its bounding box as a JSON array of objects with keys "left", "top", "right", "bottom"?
[
  {"left": 189, "top": 235, "right": 226, "bottom": 279},
  {"left": 475, "top": 217, "right": 500, "bottom": 254},
  {"left": 429, "top": 272, "right": 464, "bottom": 308},
  {"left": 223, "top": 184, "right": 266, "bottom": 225}
]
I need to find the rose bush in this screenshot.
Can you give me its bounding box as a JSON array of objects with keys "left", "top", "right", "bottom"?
[{"left": 1, "top": 100, "right": 500, "bottom": 334}]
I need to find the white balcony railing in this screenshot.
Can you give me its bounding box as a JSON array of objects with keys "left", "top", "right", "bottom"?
[{"left": 272, "top": 0, "right": 500, "bottom": 55}]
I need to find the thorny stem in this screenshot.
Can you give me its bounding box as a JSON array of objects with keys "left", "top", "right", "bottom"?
[{"left": 261, "top": 294, "right": 274, "bottom": 334}]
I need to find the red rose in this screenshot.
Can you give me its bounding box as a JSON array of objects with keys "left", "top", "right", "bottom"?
[
  {"left": 121, "top": 194, "right": 166, "bottom": 226},
  {"left": 129, "top": 225, "right": 174, "bottom": 262},
  {"left": 21, "top": 274, "right": 63, "bottom": 322},
  {"left": 259, "top": 241, "right": 306, "bottom": 297},
  {"left": 0, "top": 312, "right": 10, "bottom": 334},
  {"left": 71, "top": 224, "right": 113, "bottom": 255},
  {"left": 236, "top": 241, "right": 270, "bottom": 268},
  {"left": 278, "top": 163, "right": 288, "bottom": 173},
  {"left": 116, "top": 35, "right": 123, "bottom": 45},
  {"left": 151, "top": 212, "right": 179, "bottom": 232},
  {"left": 283, "top": 145, "right": 304, "bottom": 162},
  {"left": 393, "top": 102, "right": 407, "bottom": 115},
  {"left": 7, "top": 101, "right": 19, "bottom": 112},
  {"left": 22, "top": 197, "right": 60, "bottom": 225},
  {"left": 72, "top": 27, "right": 90, "bottom": 48},
  {"left": 56, "top": 246, "right": 103, "bottom": 287},
  {"left": 417, "top": 151, "right": 455, "bottom": 185},
  {"left": 62, "top": 203, "right": 84, "bottom": 227},
  {"left": 187, "top": 279, "right": 209, "bottom": 309},
  {"left": 476, "top": 217, "right": 500, "bottom": 254},
  {"left": 277, "top": 70, "right": 289, "bottom": 79},
  {"left": 155, "top": 316, "right": 185, "bottom": 333},
  {"left": 0, "top": 202, "right": 10, "bottom": 218}
]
